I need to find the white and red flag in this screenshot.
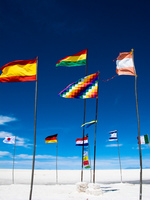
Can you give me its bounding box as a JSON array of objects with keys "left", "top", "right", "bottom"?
[
  {"left": 116, "top": 51, "right": 136, "bottom": 76},
  {"left": 3, "top": 136, "right": 15, "bottom": 144}
]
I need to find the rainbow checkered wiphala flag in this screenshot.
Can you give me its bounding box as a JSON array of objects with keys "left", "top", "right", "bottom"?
[{"left": 58, "top": 72, "right": 99, "bottom": 99}]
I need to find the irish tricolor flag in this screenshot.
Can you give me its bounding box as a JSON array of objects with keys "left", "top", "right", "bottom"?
[
  {"left": 138, "top": 134, "right": 149, "bottom": 144},
  {"left": 116, "top": 51, "right": 136, "bottom": 76}
]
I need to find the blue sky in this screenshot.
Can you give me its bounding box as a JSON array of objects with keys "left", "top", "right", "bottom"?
[{"left": 0, "top": 0, "right": 149, "bottom": 170}]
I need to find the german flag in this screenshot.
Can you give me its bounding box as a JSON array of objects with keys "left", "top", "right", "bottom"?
[{"left": 45, "top": 134, "right": 58, "bottom": 143}]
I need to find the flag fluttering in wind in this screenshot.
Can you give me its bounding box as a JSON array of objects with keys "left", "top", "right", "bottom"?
[
  {"left": 3, "top": 136, "right": 15, "bottom": 144},
  {"left": 81, "top": 120, "right": 97, "bottom": 128},
  {"left": 76, "top": 136, "right": 89, "bottom": 146},
  {"left": 83, "top": 147, "right": 91, "bottom": 169},
  {"left": 56, "top": 49, "right": 87, "bottom": 67},
  {"left": 116, "top": 51, "right": 136, "bottom": 76},
  {"left": 109, "top": 130, "right": 118, "bottom": 141},
  {"left": 0, "top": 59, "right": 37, "bottom": 82},
  {"left": 137, "top": 134, "right": 149, "bottom": 144},
  {"left": 59, "top": 72, "right": 99, "bottom": 99},
  {"left": 45, "top": 134, "right": 58, "bottom": 143}
]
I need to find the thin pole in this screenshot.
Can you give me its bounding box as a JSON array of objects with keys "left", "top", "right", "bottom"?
[
  {"left": 116, "top": 132, "right": 122, "bottom": 183},
  {"left": 88, "top": 143, "right": 92, "bottom": 183},
  {"left": 56, "top": 142, "right": 58, "bottom": 184},
  {"left": 93, "top": 72, "right": 99, "bottom": 183},
  {"left": 81, "top": 49, "right": 88, "bottom": 182},
  {"left": 29, "top": 57, "right": 38, "bottom": 200},
  {"left": 81, "top": 101, "right": 86, "bottom": 182},
  {"left": 12, "top": 135, "right": 16, "bottom": 184},
  {"left": 132, "top": 49, "right": 142, "bottom": 200}
]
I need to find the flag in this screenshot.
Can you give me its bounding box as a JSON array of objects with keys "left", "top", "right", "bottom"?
[
  {"left": 137, "top": 134, "right": 149, "bottom": 144},
  {"left": 81, "top": 120, "right": 97, "bottom": 128},
  {"left": 59, "top": 72, "right": 99, "bottom": 99},
  {"left": 109, "top": 130, "right": 117, "bottom": 141},
  {"left": 76, "top": 136, "right": 88, "bottom": 146},
  {"left": 116, "top": 51, "right": 136, "bottom": 76},
  {"left": 45, "top": 134, "right": 58, "bottom": 143},
  {"left": 56, "top": 49, "right": 87, "bottom": 67},
  {"left": 83, "top": 147, "right": 91, "bottom": 169},
  {"left": 0, "top": 59, "right": 37, "bottom": 82},
  {"left": 3, "top": 136, "right": 15, "bottom": 144}
]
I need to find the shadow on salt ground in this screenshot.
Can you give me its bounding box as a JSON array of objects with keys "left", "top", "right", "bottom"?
[
  {"left": 125, "top": 180, "right": 150, "bottom": 184},
  {"left": 100, "top": 186, "right": 118, "bottom": 193},
  {"left": 97, "top": 180, "right": 150, "bottom": 184}
]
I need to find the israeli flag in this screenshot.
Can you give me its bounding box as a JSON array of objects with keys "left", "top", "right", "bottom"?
[{"left": 109, "top": 130, "right": 117, "bottom": 141}]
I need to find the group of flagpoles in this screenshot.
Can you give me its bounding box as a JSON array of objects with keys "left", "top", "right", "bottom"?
[
  {"left": 81, "top": 49, "right": 99, "bottom": 184},
  {"left": 29, "top": 57, "right": 38, "bottom": 200},
  {"left": 1, "top": 49, "right": 143, "bottom": 200},
  {"left": 132, "top": 49, "right": 142, "bottom": 200}
]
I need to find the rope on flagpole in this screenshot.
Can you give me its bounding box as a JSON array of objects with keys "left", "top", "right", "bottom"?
[{"left": 100, "top": 75, "right": 118, "bottom": 82}]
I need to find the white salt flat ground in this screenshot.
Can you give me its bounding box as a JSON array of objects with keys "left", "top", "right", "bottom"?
[{"left": 0, "top": 169, "right": 149, "bottom": 200}]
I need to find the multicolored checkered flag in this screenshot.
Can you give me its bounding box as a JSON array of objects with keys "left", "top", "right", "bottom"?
[{"left": 58, "top": 72, "right": 99, "bottom": 99}]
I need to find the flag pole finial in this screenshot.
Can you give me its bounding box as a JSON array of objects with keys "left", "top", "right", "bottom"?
[{"left": 131, "top": 49, "right": 134, "bottom": 54}]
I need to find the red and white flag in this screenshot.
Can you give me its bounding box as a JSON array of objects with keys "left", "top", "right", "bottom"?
[
  {"left": 116, "top": 51, "right": 136, "bottom": 76},
  {"left": 3, "top": 136, "right": 15, "bottom": 144},
  {"left": 76, "top": 136, "right": 88, "bottom": 146}
]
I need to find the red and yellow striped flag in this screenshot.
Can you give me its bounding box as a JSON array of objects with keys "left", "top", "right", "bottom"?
[{"left": 0, "top": 59, "right": 37, "bottom": 82}]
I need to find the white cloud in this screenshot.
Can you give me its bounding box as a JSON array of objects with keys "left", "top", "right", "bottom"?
[
  {"left": 0, "top": 115, "right": 16, "bottom": 125},
  {"left": 16, "top": 154, "right": 56, "bottom": 160},
  {"left": 0, "top": 131, "right": 13, "bottom": 138},
  {"left": 132, "top": 145, "right": 150, "bottom": 150},
  {"left": 106, "top": 144, "right": 123, "bottom": 147},
  {"left": 15, "top": 154, "right": 79, "bottom": 160},
  {"left": 15, "top": 136, "right": 32, "bottom": 148},
  {"left": 0, "top": 151, "right": 11, "bottom": 157}
]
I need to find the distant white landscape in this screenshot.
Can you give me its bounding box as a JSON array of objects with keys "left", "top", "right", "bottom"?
[{"left": 0, "top": 169, "right": 149, "bottom": 200}]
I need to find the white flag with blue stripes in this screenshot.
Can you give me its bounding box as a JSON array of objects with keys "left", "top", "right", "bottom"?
[{"left": 109, "top": 130, "right": 117, "bottom": 141}]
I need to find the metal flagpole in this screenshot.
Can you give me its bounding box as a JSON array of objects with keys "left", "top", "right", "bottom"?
[
  {"left": 88, "top": 142, "right": 92, "bottom": 183},
  {"left": 132, "top": 49, "right": 142, "bottom": 200},
  {"left": 81, "top": 101, "right": 86, "bottom": 182},
  {"left": 56, "top": 141, "right": 58, "bottom": 184},
  {"left": 116, "top": 131, "right": 122, "bottom": 183},
  {"left": 93, "top": 72, "right": 99, "bottom": 183},
  {"left": 29, "top": 57, "right": 38, "bottom": 200},
  {"left": 81, "top": 49, "right": 88, "bottom": 182},
  {"left": 12, "top": 135, "right": 16, "bottom": 184}
]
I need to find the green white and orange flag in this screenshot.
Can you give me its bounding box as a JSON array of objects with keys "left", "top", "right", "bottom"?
[
  {"left": 137, "top": 134, "right": 149, "bottom": 145},
  {"left": 116, "top": 51, "right": 136, "bottom": 76},
  {"left": 45, "top": 134, "right": 58, "bottom": 143},
  {"left": 56, "top": 49, "right": 87, "bottom": 67},
  {"left": 0, "top": 59, "right": 37, "bottom": 82}
]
